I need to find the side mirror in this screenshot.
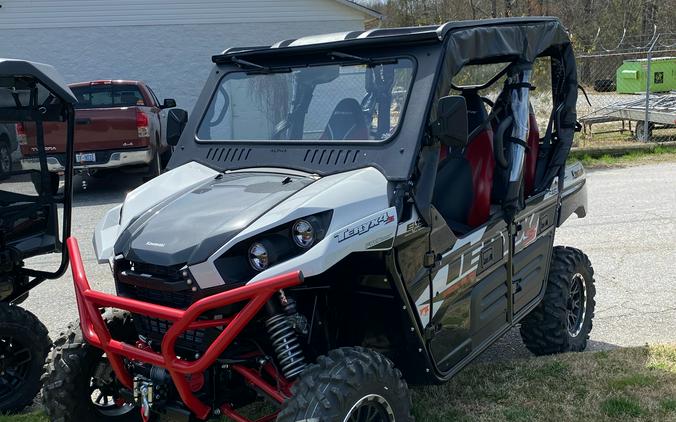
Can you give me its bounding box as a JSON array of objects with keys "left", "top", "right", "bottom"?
[
  {"left": 430, "top": 95, "right": 468, "bottom": 148},
  {"left": 161, "top": 98, "right": 177, "bottom": 109},
  {"left": 166, "top": 108, "right": 188, "bottom": 146}
]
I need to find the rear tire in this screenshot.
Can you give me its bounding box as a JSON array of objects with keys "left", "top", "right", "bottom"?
[
  {"left": 42, "top": 309, "right": 139, "bottom": 421},
  {"left": 0, "top": 304, "right": 51, "bottom": 413},
  {"left": 147, "top": 146, "right": 162, "bottom": 178},
  {"left": 520, "top": 246, "right": 596, "bottom": 355},
  {"left": 278, "top": 347, "right": 413, "bottom": 422}
]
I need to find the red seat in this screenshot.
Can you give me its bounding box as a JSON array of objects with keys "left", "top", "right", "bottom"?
[
  {"left": 465, "top": 127, "right": 495, "bottom": 227},
  {"left": 435, "top": 92, "right": 495, "bottom": 232}
]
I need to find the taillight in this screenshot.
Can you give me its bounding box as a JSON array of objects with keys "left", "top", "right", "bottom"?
[
  {"left": 15, "top": 122, "right": 27, "bottom": 145},
  {"left": 136, "top": 110, "right": 149, "bottom": 138}
]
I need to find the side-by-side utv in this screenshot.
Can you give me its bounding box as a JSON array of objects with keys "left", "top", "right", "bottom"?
[
  {"left": 43, "top": 17, "right": 594, "bottom": 421},
  {"left": 0, "top": 59, "right": 76, "bottom": 412}
]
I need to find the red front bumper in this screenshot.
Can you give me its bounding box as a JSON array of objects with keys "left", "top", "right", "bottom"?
[{"left": 67, "top": 237, "right": 302, "bottom": 420}]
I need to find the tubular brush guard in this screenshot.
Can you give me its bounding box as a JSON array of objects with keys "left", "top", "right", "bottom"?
[{"left": 67, "top": 237, "right": 303, "bottom": 420}]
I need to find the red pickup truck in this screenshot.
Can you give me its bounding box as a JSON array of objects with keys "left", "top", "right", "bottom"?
[{"left": 19, "top": 80, "right": 177, "bottom": 178}]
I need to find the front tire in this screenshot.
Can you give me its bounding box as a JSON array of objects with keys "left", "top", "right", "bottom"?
[
  {"left": 277, "top": 347, "right": 413, "bottom": 422},
  {"left": 0, "top": 304, "right": 50, "bottom": 413},
  {"left": 42, "top": 309, "right": 139, "bottom": 422},
  {"left": 520, "top": 246, "right": 596, "bottom": 355}
]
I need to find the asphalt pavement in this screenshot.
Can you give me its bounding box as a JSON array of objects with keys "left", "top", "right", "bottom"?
[{"left": 17, "top": 162, "right": 676, "bottom": 360}]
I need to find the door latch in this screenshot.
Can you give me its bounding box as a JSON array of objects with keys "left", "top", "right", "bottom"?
[{"left": 423, "top": 251, "right": 437, "bottom": 268}]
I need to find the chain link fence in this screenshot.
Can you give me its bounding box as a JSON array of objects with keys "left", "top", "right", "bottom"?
[{"left": 575, "top": 31, "right": 676, "bottom": 147}]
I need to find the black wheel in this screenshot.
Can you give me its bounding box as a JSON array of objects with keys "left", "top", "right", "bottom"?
[
  {"left": 277, "top": 347, "right": 413, "bottom": 422},
  {"left": 0, "top": 304, "right": 51, "bottom": 413},
  {"left": 635, "top": 121, "right": 654, "bottom": 142},
  {"left": 42, "top": 309, "right": 140, "bottom": 421},
  {"left": 0, "top": 139, "right": 11, "bottom": 177},
  {"left": 146, "top": 144, "right": 162, "bottom": 180},
  {"left": 520, "top": 246, "right": 596, "bottom": 355},
  {"left": 160, "top": 144, "right": 172, "bottom": 169}
]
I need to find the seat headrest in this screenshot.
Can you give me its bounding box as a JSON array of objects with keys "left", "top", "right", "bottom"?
[{"left": 320, "top": 98, "right": 368, "bottom": 140}]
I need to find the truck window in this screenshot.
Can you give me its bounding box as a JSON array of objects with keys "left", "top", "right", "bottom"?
[{"left": 71, "top": 84, "right": 146, "bottom": 109}]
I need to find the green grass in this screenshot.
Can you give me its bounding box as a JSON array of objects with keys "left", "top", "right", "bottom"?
[
  {"left": 570, "top": 145, "right": 676, "bottom": 168},
  {"left": 412, "top": 345, "right": 676, "bottom": 422},
  {"left": 601, "top": 396, "right": 644, "bottom": 418},
  {"left": 9, "top": 345, "right": 676, "bottom": 422},
  {"left": 0, "top": 412, "right": 46, "bottom": 422}
]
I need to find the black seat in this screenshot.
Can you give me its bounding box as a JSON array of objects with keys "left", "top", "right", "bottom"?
[
  {"left": 433, "top": 154, "right": 474, "bottom": 234},
  {"left": 320, "top": 98, "right": 369, "bottom": 140},
  {"left": 432, "top": 91, "right": 493, "bottom": 234}
]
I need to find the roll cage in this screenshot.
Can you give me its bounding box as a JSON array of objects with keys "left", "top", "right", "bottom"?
[
  {"left": 170, "top": 18, "right": 577, "bottom": 194},
  {"left": 0, "top": 59, "right": 77, "bottom": 302}
]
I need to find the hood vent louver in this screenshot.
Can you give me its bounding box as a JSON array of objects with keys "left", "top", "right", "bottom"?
[
  {"left": 303, "top": 149, "right": 360, "bottom": 166},
  {"left": 205, "top": 147, "right": 252, "bottom": 163}
]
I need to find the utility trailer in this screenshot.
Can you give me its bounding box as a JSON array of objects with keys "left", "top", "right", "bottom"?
[{"left": 579, "top": 92, "right": 676, "bottom": 141}]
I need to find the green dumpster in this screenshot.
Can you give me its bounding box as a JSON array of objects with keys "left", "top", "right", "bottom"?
[{"left": 616, "top": 57, "right": 676, "bottom": 93}]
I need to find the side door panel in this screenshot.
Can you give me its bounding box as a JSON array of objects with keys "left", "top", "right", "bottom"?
[
  {"left": 470, "top": 263, "right": 508, "bottom": 346},
  {"left": 512, "top": 203, "right": 557, "bottom": 314},
  {"left": 393, "top": 210, "right": 433, "bottom": 328},
  {"left": 428, "top": 217, "right": 509, "bottom": 372}
]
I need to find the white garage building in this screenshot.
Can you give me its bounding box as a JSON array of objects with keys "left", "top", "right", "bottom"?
[{"left": 0, "top": 0, "right": 380, "bottom": 111}]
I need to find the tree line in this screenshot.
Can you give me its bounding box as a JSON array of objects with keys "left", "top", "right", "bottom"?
[{"left": 361, "top": 0, "right": 674, "bottom": 52}]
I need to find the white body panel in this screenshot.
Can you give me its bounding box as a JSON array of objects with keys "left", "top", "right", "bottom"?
[
  {"left": 94, "top": 163, "right": 396, "bottom": 288},
  {"left": 93, "top": 161, "right": 219, "bottom": 264},
  {"left": 189, "top": 166, "right": 395, "bottom": 287}
]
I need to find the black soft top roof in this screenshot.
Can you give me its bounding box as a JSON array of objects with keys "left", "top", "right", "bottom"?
[
  {"left": 0, "top": 58, "right": 77, "bottom": 104},
  {"left": 213, "top": 17, "right": 567, "bottom": 64}
]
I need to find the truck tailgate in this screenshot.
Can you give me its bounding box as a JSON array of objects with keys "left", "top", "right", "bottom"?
[{"left": 23, "top": 107, "right": 148, "bottom": 155}]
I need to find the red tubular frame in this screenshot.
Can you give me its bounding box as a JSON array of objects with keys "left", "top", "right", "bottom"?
[{"left": 67, "top": 237, "right": 302, "bottom": 420}]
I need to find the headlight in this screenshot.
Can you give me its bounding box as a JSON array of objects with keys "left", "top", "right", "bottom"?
[
  {"left": 292, "top": 219, "right": 315, "bottom": 248},
  {"left": 247, "top": 236, "right": 290, "bottom": 272},
  {"left": 218, "top": 211, "right": 333, "bottom": 280},
  {"left": 248, "top": 242, "right": 269, "bottom": 271}
]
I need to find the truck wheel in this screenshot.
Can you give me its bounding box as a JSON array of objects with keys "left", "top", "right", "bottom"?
[
  {"left": 147, "top": 146, "right": 162, "bottom": 179},
  {"left": 42, "top": 309, "right": 139, "bottom": 421},
  {"left": 0, "top": 139, "right": 11, "bottom": 177},
  {"left": 520, "top": 246, "right": 596, "bottom": 355},
  {"left": 160, "top": 147, "right": 172, "bottom": 169},
  {"left": 0, "top": 304, "right": 51, "bottom": 413},
  {"left": 278, "top": 347, "right": 413, "bottom": 422}
]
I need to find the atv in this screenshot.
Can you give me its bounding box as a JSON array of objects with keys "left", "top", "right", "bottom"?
[
  {"left": 0, "top": 59, "right": 76, "bottom": 412},
  {"left": 43, "top": 17, "right": 594, "bottom": 422}
]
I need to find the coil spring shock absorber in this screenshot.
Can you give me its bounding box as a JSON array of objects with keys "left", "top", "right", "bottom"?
[{"left": 265, "top": 293, "right": 307, "bottom": 379}]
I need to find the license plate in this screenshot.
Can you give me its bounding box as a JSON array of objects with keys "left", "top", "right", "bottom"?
[{"left": 76, "top": 153, "right": 96, "bottom": 163}]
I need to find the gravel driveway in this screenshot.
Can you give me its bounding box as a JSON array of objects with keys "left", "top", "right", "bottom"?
[{"left": 18, "top": 162, "right": 676, "bottom": 360}]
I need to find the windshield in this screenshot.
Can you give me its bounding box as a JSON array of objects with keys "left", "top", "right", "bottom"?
[{"left": 197, "top": 59, "right": 414, "bottom": 142}]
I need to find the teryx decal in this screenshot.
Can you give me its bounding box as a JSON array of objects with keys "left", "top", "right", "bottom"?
[{"left": 334, "top": 211, "right": 395, "bottom": 243}]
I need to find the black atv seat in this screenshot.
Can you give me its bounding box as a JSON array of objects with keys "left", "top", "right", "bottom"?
[
  {"left": 320, "top": 98, "right": 369, "bottom": 141},
  {"left": 433, "top": 91, "right": 494, "bottom": 234}
]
